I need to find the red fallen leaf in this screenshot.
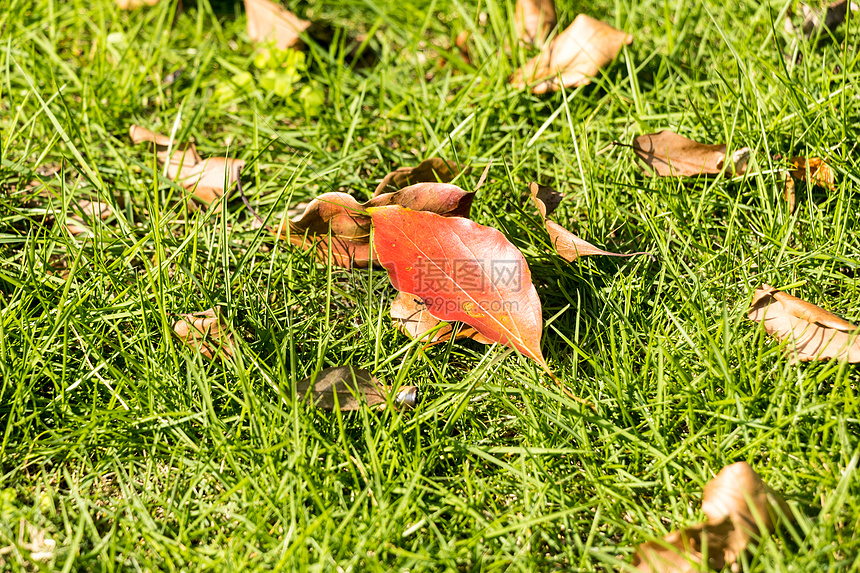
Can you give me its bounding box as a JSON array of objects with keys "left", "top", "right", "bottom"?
[
  {"left": 373, "top": 158, "right": 458, "bottom": 197},
  {"left": 129, "top": 125, "right": 244, "bottom": 211},
  {"left": 369, "top": 205, "right": 547, "bottom": 369},
  {"left": 511, "top": 14, "right": 632, "bottom": 94},
  {"left": 281, "top": 182, "right": 474, "bottom": 268},
  {"left": 391, "top": 292, "right": 493, "bottom": 344},
  {"left": 530, "top": 183, "right": 648, "bottom": 261},
  {"left": 244, "top": 0, "right": 310, "bottom": 50},
  {"left": 515, "top": 0, "right": 557, "bottom": 44}
]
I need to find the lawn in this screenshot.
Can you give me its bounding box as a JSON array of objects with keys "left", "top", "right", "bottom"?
[{"left": 1, "top": 0, "right": 859, "bottom": 570}]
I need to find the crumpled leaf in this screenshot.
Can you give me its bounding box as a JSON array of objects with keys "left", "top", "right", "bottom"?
[
  {"left": 789, "top": 156, "right": 835, "bottom": 190},
  {"left": 244, "top": 0, "right": 310, "bottom": 50},
  {"left": 748, "top": 284, "right": 860, "bottom": 363},
  {"left": 66, "top": 200, "right": 113, "bottom": 236},
  {"left": 297, "top": 365, "right": 418, "bottom": 411},
  {"left": 529, "top": 182, "right": 648, "bottom": 261},
  {"left": 391, "top": 292, "right": 493, "bottom": 344},
  {"left": 511, "top": 14, "right": 633, "bottom": 94},
  {"left": 634, "top": 462, "right": 791, "bottom": 572},
  {"left": 630, "top": 131, "right": 751, "bottom": 177},
  {"left": 370, "top": 205, "right": 548, "bottom": 369},
  {"left": 281, "top": 182, "right": 474, "bottom": 268},
  {"left": 130, "top": 125, "right": 245, "bottom": 210},
  {"left": 515, "top": 0, "right": 557, "bottom": 44},
  {"left": 172, "top": 307, "right": 235, "bottom": 360},
  {"left": 802, "top": 0, "right": 857, "bottom": 37},
  {"left": 373, "top": 157, "right": 458, "bottom": 197}
]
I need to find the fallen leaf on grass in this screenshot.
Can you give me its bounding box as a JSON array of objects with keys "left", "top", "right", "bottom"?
[
  {"left": 634, "top": 462, "right": 791, "bottom": 572},
  {"left": 391, "top": 292, "right": 493, "bottom": 344},
  {"left": 172, "top": 308, "right": 235, "bottom": 360},
  {"left": 244, "top": 0, "right": 310, "bottom": 50},
  {"left": 789, "top": 156, "right": 835, "bottom": 190},
  {"left": 511, "top": 14, "right": 632, "bottom": 94},
  {"left": 281, "top": 182, "right": 474, "bottom": 268},
  {"left": 370, "top": 205, "right": 548, "bottom": 369},
  {"left": 783, "top": 172, "right": 796, "bottom": 212},
  {"left": 66, "top": 200, "right": 113, "bottom": 236},
  {"left": 297, "top": 365, "right": 418, "bottom": 411},
  {"left": 748, "top": 284, "right": 860, "bottom": 363},
  {"left": 117, "top": 0, "right": 159, "bottom": 8},
  {"left": 373, "top": 158, "right": 458, "bottom": 197},
  {"left": 0, "top": 520, "right": 56, "bottom": 565},
  {"left": 802, "top": 1, "right": 857, "bottom": 37},
  {"left": 629, "top": 131, "right": 751, "bottom": 177},
  {"left": 530, "top": 182, "right": 647, "bottom": 261},
  {"left": 130, "top": 125, "right": 245, "bottom": 211},
  {"left": 515, "top": 0, "right": 557, "bottom": 44}
]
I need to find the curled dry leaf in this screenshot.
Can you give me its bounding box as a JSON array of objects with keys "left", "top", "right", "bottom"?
[
  {"left": 297, "top": 365, "right": 418, "bottom": 411},
  {"left": 172, "top": 307, "right": 235, "bottom": 360},
  {"left": 630, "top": 131, "right": 751, "bottom": 177},
  {"left": 370, "top": 205, "right": 548, "bottom": 369},
  {"left": 66, "top": 200, "right": 113, "bottom": 236},
  {"left": 802, "top": 1, "right": 857, "bottom": 38},
  {"left": 281, "top": 182, "right": 474, "bottom": 268},
  {"left": 748, "top": 284, "right": 860, "bottom": 363},
  {"left": 391, "top": 292, "right": 493, "bottom": 344},
  {"left": 515, "top": 0, "right": 557, "bottom": 44},
  {"left": 373, "top": 157, "right": 458, "bottom": 197},
  {"left": 244, "top": 0, "right": 310, "bottom": 50},
  {"left": 511, "top": 14, "right": 632, "bottom": 94},
  {"left": 529, "top": 183, "right": 647, "bottom": 262},
  {"left": 634, "top": 462, "right": 791, "bottom": 572},
  {"left": 130, "top": 125, "right": 245, "bottom": 211},
  {"left": 789, "top": 156, "right": 835, "bottom": 190}
]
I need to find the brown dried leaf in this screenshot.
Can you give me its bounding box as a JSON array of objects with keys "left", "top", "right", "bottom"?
[
  {"left": 244, "top": 0, "right": 310, "bottom": 50},
  {"left": 296, "top": 366, "right": 418, "bottom": 411},
  {"left": 391, "top": 292, "right": 493, "bottom": 344},
  {"left": 372, "top": 158, "right": 458, "bottom": 197},
  {"left": 783, "top": 171, "right": 796, "bottom": 213},
  {"left": 633, "top": 462, "right": 790, "bottom": 572},
  {"left": 802, "top": 1, "right": 857, "bottom": 37},
  {"left": 748, "top": 284, "right": 860, "bottom": 363},
  {"left": 511, "top": 14, "right": 632, "bottom": 94},
  {"left": 66, "top": 200, "right": 113, "bottom": 236},
  {"left": 515, "top": 0, "right": 557, "bottom": 44},
  {"left": 130, "top": 125, "right": 244, "bottom": 210},
  {"left": 790, "top": 156, "right": 835, "bottom": 190},
  {"left": 172, "top": 308, "right": 235, "bottom": 360},
  {"left": 280, "top": 182, "right": 474, "bottom": 268},
  {"left": 529, "top": 182, "right": 647, "bottom": 262},
  {"left": 631, "top": 131, "right": 751, "bottom": 177},
  {"left": 117, "top": 0, "right": 159, "bottom": 8}
]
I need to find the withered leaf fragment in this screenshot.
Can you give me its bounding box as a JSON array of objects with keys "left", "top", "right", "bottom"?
[
  {"left": 529, "top": 183, "right": 647, "bottom": 262},
  {"left": 630, "top": 131, "right": 750, "bottom": 177},
  {"left": 66, "top": 200, "right": 113, "bottom": 236},
  {"left": 297, "top": 366, "right": 418, "bottom": 411},
  {"left": 117, "top": 0, "right": 159, "bottom": 8},
  {"left": 129, "top": 125, "right": 245, "bottom": 211},
  {"left": 511, "top": 14, "right": 632, "bottom": 94},
  {"left": 515, "top": 0, "right": 557, "bottom": 44},
  {"left": 634, "top": 462, "right": 791, "bottom": 572},
  {"left": 244, "top": 0, "right": 310, "bottom": 50},
  {"left": 173, "top": 308, "right": 235, "bottom": 360},
  {"left": 790, "top": 156, "right": 835, "bottom": 190},
  {"left": 802, "top": 1, "right": 857, "bottom": 38},
  {"left": 391, "top": 292, "right": 493, "bottom": 344},
  {"left": 748, "top": 284, "right": 860, "bottom": 363},
  {"left": 373, "top": 158, "right": 458, "bottom": 197},
  {"left": 281, "top": 182, "right": 474, "bottom": 268}
]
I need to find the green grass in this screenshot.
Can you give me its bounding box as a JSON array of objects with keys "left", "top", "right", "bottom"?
[{"left": 1, "top": 0, "right": 860, "bottom": 570}]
